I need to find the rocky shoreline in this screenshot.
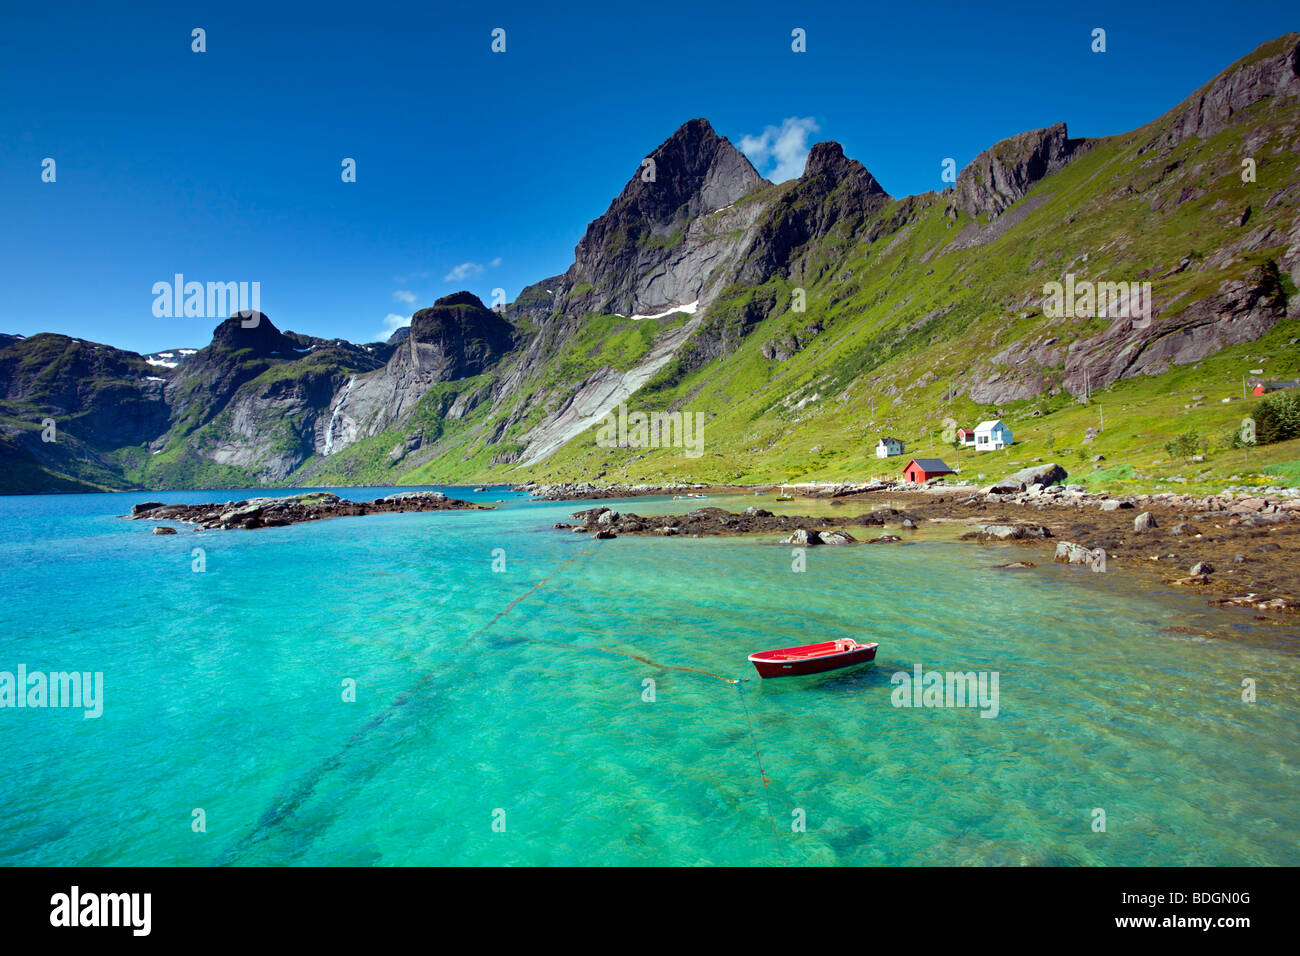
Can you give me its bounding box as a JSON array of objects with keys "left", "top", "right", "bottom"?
[
  {"left": 555, "top": 504, "right": 919, "bottom": 542},
  {"left": 543, "top": 464, "right": 1300, "bottom": 621},
  {"left": 127, "top": 490, "right": 490, "bottom": 531}
]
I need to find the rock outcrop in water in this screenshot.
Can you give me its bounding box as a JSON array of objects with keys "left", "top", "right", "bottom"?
[
  {"left": 564, "top": 504, "right": 918, "bottom": 538},
  {"left": 129, "top": 490, "right": 489, "bottom": 530}
]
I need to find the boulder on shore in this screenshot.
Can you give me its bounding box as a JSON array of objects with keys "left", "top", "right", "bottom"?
[{"left": 1001, "top": 463, "right": 1068, "bottom": 488}]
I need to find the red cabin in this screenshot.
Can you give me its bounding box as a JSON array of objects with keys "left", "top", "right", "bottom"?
[{"left": 903, "top": 458, "right": 955, "bottom": 483}]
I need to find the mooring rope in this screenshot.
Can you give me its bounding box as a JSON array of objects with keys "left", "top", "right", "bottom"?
[
  {"left": 522, "top": 636, "right": 745, "bottom": 685},
  {"left": 736, "top": 677, "right": 788, "bottom": 865},
  {"left": 216, "top": 538, "right": 603, "bottom": 864},
  {"left": 218, "top": 532, "right": 786, "bottom": 865}
]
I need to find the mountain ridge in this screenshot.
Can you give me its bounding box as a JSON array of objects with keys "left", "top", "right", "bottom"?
[{"left": 4, "top": 32, "right": 1300, "bottom": 494}]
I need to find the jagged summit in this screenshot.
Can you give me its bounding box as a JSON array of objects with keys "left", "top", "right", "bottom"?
[
  {"left": 801, "top": 141, "right": 888, "bottom": 197},
  {"left": 557, "top": 118, "right": 769, "bottom": 316},
  {"left": 614, "top": 117, "right": 768, "bottom": 226},
  {"left": 572, "top": 118, "right": 766, "bottom": 258},
  {"left": 951, "top": 123, "right": 1085, "bottom": 220}
]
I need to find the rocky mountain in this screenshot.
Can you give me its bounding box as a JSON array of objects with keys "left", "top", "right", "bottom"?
[
  {"left": 950, "top": 122, "right": 1087, "bottom": 219},
  {"left": 319, "top": 292, "right": 514, "bottom": 460},
  {"left": 3, "top": 33, "right": 1299, "bottom": 494}
]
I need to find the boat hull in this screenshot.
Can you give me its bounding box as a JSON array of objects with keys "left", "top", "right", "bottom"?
[{"left": 748, "top": 641, "right": 878, "bottom": 678}]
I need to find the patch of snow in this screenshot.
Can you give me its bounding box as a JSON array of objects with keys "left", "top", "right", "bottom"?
[
  {"left": 146, "top": 358, "right": 179, "bottom": 368},
  {"left": 145, "top": 376, "right": 166, "bottom": 382},
  {"left": 630, "top": 300, "right": 699, "bottom": 321},
  {"left": 178, "top": 348, "right": 196, "bottom": 355}
]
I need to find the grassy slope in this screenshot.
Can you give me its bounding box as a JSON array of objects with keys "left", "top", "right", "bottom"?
[
  {"left": 469, "top": 64, "right": 1300, "bottom": 493},
  {"left": 5, "top": 39, "right": 1296, "bottom": 496}
]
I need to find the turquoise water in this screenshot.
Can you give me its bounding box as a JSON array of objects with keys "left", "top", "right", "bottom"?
[{"left": 0, "top": 487, "right": 1297, "bottom": 866}]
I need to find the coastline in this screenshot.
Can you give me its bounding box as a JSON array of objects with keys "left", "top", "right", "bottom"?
[{"left": 533, "top": 478, "right": 1300, "bottom": 626}]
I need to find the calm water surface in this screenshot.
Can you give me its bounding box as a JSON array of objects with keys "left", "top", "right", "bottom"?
[{"left": 0, "top": 487, "right": 1296, "bottom": 865}]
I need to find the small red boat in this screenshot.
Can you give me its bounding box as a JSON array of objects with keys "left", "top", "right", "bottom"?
[{"left": 748, "top": 639, "right": 879, "bottom": 678}]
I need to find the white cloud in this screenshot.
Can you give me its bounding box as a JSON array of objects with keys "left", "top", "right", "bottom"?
[
  {"left": 444, "top": 261, "right": 485, "bottom": 283},
  {"left": 489, "top": 256, "right": 502, "bottom": 268},
  {"left": 377, "top": 312, "right": 410, "bottom": 341},
  {"left": 738, "top": 117, "right": 821, "bottom": 183},
  {"left": 393, "top": 290, "right": 417, "bottom": 305}
]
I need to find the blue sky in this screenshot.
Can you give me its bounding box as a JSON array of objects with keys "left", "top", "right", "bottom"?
[{"left": 1, "top": 0, "right": 1295, "bottom": 353}]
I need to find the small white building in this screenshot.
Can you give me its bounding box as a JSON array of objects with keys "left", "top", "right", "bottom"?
[
  {"left": 875, "top": 436, "right": 906, "bottom": 459},
  {"left": 973, "top": 420, "right": 1012, "bottom": 450}
]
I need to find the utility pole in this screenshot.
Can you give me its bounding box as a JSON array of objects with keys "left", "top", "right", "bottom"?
[{"left": 1099, "top": 404, "right": 1104, "bottom": 430}]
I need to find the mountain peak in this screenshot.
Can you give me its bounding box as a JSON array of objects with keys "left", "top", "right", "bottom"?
[
  {"left": 592, "top": 118, "right": 767, "bottom": 233},
  {"left": 951, "top": 123, "right": 1084, "bottom": 219},
  {"left": 209, "top": 312, "right": 297, "bottom": 355},
  {"left": 801, "top": 142, "right": 887, "bottom": 197},
  {"left": 432, "top": 291, "right": 488, "bottom": 310}
]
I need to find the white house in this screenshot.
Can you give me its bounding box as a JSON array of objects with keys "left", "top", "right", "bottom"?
[
  {"left": 875, "top": 436, "right": 906, "bottom": 459},
  {"left": 973, "top": 420, "right": 1012, "bottom": 450}
]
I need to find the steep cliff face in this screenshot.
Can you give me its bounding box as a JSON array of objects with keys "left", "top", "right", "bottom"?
[
  {"left": 321, "top": 292, "right": 514, "bottom": 455},
  {"left": 559, "top": 118, "right": 770, "bottom": 316},
  {"left": 1154, "top": 32, "right": 1300, "bottom": 147},
  {"left": 148, "top": 313, "right": 385, "bottom": 483},
  {"left": 951, "top": 122, "right": 1087, "bottom": 219},
  {"left": 740, "top": 141, "right": 891, "bottom": 284}
]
